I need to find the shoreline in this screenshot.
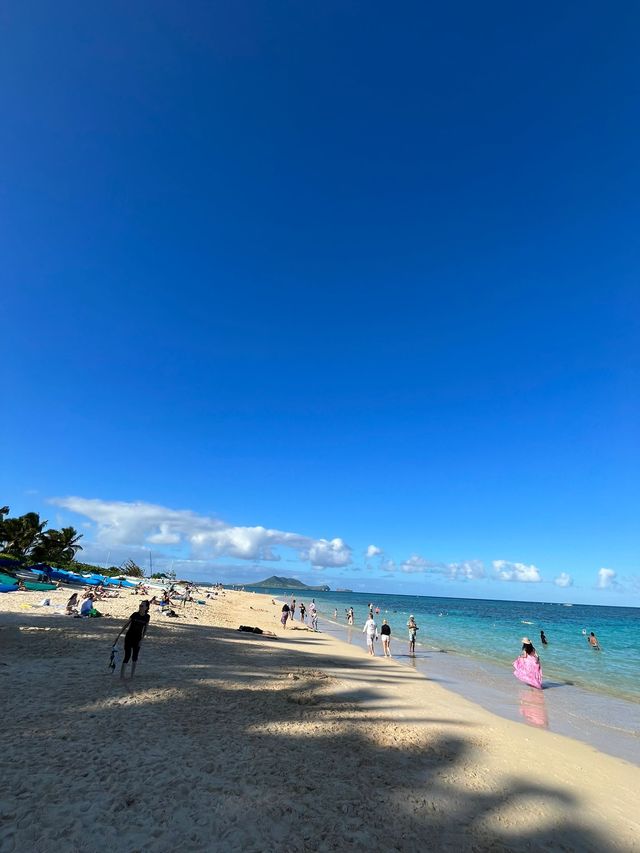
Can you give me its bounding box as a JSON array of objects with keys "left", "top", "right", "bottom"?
[
  {"left": 317, "top": 615, "right": 640, "bottom": 765},
  {"left": 2, "top": 587, "right": 639, "bottom": 852}
]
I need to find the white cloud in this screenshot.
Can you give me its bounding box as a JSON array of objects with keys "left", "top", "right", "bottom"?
[
  {"left": 305, "top": 538, "right": 352, "bottom": 568},
  {"left": 492, "top": 560, "right": 542, "bottom": 583},
  {"left": 554, "top": 572, "right": 573, "bottom": 588},
  {"left": 365, "top": 545, "right": 383, "bottom": 559},
  {"left": 446, "top": 560, "right": 485, "bottom": 581},
  {"left": 400, "top": 554, "right": 431, "bottom": 574},
  {"left": 596, "top": 567, "right": 618, "bottom": 589},
  {"left": 399, "top": 555, "right": 485, "bottom": 580},
  {"left": 380, "top": 558, "right": 397, "bottom": 573},
  {"left": 51, "top": 497, "right": 352, "bottom": 569}
]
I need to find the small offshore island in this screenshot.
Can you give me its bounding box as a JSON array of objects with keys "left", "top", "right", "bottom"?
[{"left": 242, "top": 574, "right": 331, "bottom": 592}]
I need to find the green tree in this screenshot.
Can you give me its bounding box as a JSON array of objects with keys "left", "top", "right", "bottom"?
[
  {"left": 31, "top": 526, "right": 84, "bottom": 565},
  {"left": 0, "top": 512, "right": 47, "bottom": 560},
  {"left": 122, "top": 559, "right": 144, "bottom": 578}
]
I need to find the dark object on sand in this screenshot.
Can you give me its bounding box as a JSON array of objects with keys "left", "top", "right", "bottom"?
[{"left": 238, "top": 625, "right": 264, "bottom": 634}]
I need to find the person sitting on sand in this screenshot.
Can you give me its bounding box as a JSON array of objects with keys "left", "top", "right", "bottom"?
[
  {"left": 380, "top": 619, "right": 391, "bottom": 657},
  {"left": 66, "top": 593, "right": 79, "bottom": 615},
  {"left": 513, "top": 637, "right": 543, "bottom": 689},
  {"left": 81, "top": 593, "right": 103, "bottom": 617},
  {"left": 362, "top": 615, "right": 378, "bottom": 656},
  {"left": 587, "top": 631, "right": 600, "bottom": 650},
  {"left": 80, "top": 594, "right": 95, "bottom": 616},
  {"left": 115, "top": 600, "right": 150, "bottom": 679}
]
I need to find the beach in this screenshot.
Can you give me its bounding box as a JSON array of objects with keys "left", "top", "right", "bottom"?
[{"left": 1, "top": 587, "right": 639, "bottom": 852}]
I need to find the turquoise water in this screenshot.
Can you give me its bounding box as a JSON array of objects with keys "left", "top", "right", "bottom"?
[{"left": 243, "top": 588, "right": 640, "bottom": 703}]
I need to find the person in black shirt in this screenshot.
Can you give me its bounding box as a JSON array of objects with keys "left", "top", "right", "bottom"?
[
  {"left": 115, "top": 600, "right": 150, "bottom": 679},
  {"left": 380, "top": 619, "right": 392, "bottom": 657}
]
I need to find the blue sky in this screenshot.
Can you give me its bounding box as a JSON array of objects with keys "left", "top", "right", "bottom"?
[{"left": 1, "top": 2, "right": 638, "bottom": 605}]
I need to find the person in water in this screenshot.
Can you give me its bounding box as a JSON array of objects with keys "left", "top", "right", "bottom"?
[
  {"left": 587, "top": 631, "right": 600, "bottom": 650},
  {"left": 513, "top": 637, "right": 543, "bottom": 689},
  {"left": 115, "top": 600, "right": 150, "bottom": 679},
  {"left": 540, "top": 630, "right": 548, "bottom": 645},
  {"left": 407, "top": 615, "right": 418, "bottom": 654}
]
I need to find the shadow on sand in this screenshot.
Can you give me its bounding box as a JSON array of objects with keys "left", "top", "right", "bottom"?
[{"left": 0, "top": 612, "right": 617, "bottom": 852}]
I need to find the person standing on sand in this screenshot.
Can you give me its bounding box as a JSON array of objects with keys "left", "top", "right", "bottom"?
[
  {"left": 281, "top": 603, "right": 290, "bottom": 628},
  {"left": 362, "top": 614, "right": 378, "bottom": 655},
  {"left": 115, "top": 600, "right": 150, "bottom": 679},
  {"left": 290, "top": 598, "right": 296, "bottom": 620},
  {"left": 310, "top": 600, "right": 318, "bottom": 631},
  {"left": 407, "top": 615, "right": 418, "bottom": 654},
  {"left": 380, "top": 619, "right": 391, "bottom": 657},
  {"left": 334, "top": 608, "right": 338, "bottom": 620},
  {"left": 299, "top": 601, "right": 306, "bottom": 622}
]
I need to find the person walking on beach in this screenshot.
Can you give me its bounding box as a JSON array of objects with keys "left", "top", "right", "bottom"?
[
  {"left": 407, "top": 615, "right": 418, "bottom": 654},
  {"left": 115, "top": 600, "right": 150, "bottom": 680},
  {"left": 362, "top": 614, "right": 378, "bottom": 655},
  {"left": 310, "top": 600, "right": 318, "bottom": 631},
  {"left": 334, "top": 608, "right": 338, "bottom": 620},
  {"left": 290, "top": 598, "right": 296, "bottom": 620},
  {"left": 281, "top": 603, "right": 290, "bottom": 628},
  {"left": 512, "top": 636, "right": 543, "bottom": 689},
  {"left": 299, "top": 601, "right": 306, "bottom": 622},
  {"left": 347, "top": 607, "right": 354, "bottom": 626},
  {"left": 380, "top": 619, "right": 391, "bottom": 657}
]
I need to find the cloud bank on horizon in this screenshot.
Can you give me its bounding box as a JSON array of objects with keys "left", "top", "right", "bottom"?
[{"left": 50, "top": 496, "right": 631, "bottom": 596}]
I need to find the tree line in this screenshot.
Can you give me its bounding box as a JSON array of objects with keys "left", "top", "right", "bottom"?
[{"left": 0, "top": 505, "right": 143, "bottom": 577}]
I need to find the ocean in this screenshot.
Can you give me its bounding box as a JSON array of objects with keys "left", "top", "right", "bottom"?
[{"left": 241, "top": 587, "right": 640, "bottom": 763}]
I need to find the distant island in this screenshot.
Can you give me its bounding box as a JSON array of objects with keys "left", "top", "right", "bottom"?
[{"left": 245, "top": 575, "right": 331, "bottom": 592}]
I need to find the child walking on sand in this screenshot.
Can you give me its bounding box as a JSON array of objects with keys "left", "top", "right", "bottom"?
[{"left": 115, "top": 600, "right": 150, "bottom": 679}]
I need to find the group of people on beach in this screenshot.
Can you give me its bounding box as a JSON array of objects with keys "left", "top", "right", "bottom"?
[
  {"left": 280, "top": 598, "right": 318, "bottom": 631},
  {"left": 360, "top": 608, "right": 419, "bottom": 658},
  {"left": 513, "top": 626, "right": 602, "bottom": 690}
]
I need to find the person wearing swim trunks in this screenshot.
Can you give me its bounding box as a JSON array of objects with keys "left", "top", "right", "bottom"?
[
  {"left": 115, "top": 600, "right": 150, "bottom": 679},
  {"left": 407, "top": 615, "right": 418, "bottom": 654}
]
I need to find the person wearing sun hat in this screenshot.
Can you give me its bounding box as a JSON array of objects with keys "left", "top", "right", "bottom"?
[
  {"left": 407, "top": 614, "right": 418, "bottom": 654},
  {"left": 513, "top": 636, "right": 543, "bottom": 689}
]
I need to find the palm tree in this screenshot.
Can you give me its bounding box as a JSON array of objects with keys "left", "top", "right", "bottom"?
[
  {"left": 31, "top": 527, "right": 83, "bottom": 565},
  {"left": 0, "top": 512, "right": 47, "bottom": 559}
]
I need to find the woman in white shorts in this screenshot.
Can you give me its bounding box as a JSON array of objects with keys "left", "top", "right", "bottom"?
[{"left": 380, "top": 619, "right": 391, "bottom": 657}]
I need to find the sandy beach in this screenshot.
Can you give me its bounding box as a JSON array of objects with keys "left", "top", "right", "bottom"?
[{"left": 1, "top": 587, "right": 639, "bottom": 852}]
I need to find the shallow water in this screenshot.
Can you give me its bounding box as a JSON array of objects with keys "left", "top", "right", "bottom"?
[{"left": 243, "top": 587, "right": 640, "bottom": 763}]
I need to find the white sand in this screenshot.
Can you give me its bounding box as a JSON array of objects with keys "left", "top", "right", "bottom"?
[{"left": 1, "top": 587, "right": 638, "bottom": 852}]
